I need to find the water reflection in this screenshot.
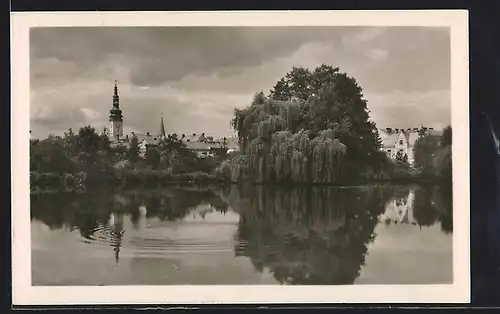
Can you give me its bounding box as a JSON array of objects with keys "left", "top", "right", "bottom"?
[
  {"left": 228, "top": 186, "right": 390, "bottom": 285},
  {"left": 30, "top": 184, "right": 453, "bottom": 285}
]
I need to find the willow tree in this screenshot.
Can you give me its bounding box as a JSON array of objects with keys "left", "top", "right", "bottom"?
[
  {"left": 228, "top": 64, "right": 382, "bottom": 184},
  {"left": 230, "top": 95, "right": 346, "bottom": 184}
]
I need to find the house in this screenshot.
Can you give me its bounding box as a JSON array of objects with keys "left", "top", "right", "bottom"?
[
  {"left": 185, "top": 139, "right": 214, "bottom": 158},
  {"left": 378, "top": 127, "right": 441, "bottom": 166},
  {"left": 134, "top": 132, "right": 164, "bottom": 157},
  {"left": 181, "top": 133, "right": 240, "bottom": 158},
  {"left": 221, "top": 136, "right": 240, "bottom": 153}
]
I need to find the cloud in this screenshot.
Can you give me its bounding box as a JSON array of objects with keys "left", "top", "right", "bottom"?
[
  {"left": 367, "top": 48, "right": 389, "bottom": 62},
  {"left": 30, "top": 79, "right": 250, "bottom": 138},
  {"left": 31, "top": 27, "right": 348, "bottom": 87},
  {"left": 80, "top": 108, "right": 101, "bottom": 120},
  {"left": 366, "top": 89, "right": 451, "bottom": 129},
  {"left": 29, "top": 26, "right": 451, "bottom": 139},
  {"left": 30, "top": 101, "right": 88, "bottom": 136},
  {"left": 343, "top": 26, "right": 388, "bottom": 44}
]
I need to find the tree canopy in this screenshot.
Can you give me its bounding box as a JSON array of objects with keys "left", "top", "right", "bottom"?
[
  {"left": 413, "top": 126, "right": 452, "bottom": 188},
  {"left": 225, "top": 64, "right": 384, "bottom": 183}
]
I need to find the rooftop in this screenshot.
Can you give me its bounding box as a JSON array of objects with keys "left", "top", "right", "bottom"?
[{"left": 378, "top": 127, "right": 443, "bottom": 148}]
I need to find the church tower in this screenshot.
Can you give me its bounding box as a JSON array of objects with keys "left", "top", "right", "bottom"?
[{"left": 109, "top": 80, "right": 123, "bottom": 140}]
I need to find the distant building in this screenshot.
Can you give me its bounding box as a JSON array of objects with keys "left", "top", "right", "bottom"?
[
  {"left": 377, "top": 127, "right": 442, "bottom": 166},
  {"left": 105, "top": 81, "right": 239, "bottom": 158}
]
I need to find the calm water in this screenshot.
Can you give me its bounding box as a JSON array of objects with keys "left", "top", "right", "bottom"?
[{"left": 31, "top": 184, "right": 453, "bottom": 286}]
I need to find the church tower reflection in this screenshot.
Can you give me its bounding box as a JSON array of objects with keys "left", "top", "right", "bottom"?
[{"left": 108, "top": 213, "right": 125, "bottom": 266}]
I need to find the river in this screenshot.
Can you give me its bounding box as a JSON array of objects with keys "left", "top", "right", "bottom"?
[{"left": 30, "top": 184, "right": 453, "bottom": 285}]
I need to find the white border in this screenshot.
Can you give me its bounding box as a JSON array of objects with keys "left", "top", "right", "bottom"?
[{"left": 11, "top": 10, "right": 470, "bottom": 305}]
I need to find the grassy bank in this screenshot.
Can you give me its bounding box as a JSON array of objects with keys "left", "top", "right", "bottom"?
[{"left": 30, "top": 168, "right": 446, "bottom": 194}]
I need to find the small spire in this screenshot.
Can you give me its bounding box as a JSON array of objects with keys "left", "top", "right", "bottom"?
[
  {"left": 160, "top": 113, "right": 166, "bottom": 138},
  {"left": 111, "top": 80, "right": 121, "bottom": 111}
]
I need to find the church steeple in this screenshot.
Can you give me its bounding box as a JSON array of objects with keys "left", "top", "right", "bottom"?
[
  {"left": 109, "top": 80, "right": 123, "bottom": 139},
  {"left": 160, "top": 113, "right": 166, "bottom": 139},
  {"left": 112, "top": 80, "right": 121, "bottom": 110},
  {"left": 110, "top": 80, "right": 123, "bottom": 121}
]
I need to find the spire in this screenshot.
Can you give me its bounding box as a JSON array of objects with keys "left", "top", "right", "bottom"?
[
  {"left": 160, "top": 113, "right": 166, "bottom": 138},
  {"left": 109, "top": 80, "right": 123, "bottom": 122},
  {"left": 113, "top": 80, "right": 120, "bottom": 108}
]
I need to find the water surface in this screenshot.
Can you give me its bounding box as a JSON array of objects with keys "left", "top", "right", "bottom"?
[{"left": 31, "top": 184, "right": 453, "bottom": 285}]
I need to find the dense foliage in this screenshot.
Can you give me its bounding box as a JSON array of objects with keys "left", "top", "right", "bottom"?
[
  {"left": 223, "top": 65, "right": 385, "bottom": 184},
  {"left": 30, "top": 65, "right": 453, "bottom": 191},
  {"left": 413, "top": 125, "right": 452, "bottom": 188},
  {"left": 30, "top": 126, "right": 225, "bottom": 192}
]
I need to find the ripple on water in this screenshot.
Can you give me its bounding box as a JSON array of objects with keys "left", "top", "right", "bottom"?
[{"left": 76, "top": 222, "right": 258, "bottom": 258}]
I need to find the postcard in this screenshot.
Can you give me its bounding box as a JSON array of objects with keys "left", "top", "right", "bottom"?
[{"left": 11, "top": 10, "right": 469, "bottom": 305}]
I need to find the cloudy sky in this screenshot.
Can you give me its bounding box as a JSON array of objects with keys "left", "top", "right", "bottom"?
[{"left": 30, "top": 26, "right": 450, "bottom": 139}]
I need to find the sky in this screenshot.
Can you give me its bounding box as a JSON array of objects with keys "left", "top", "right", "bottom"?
[{"left": 30, "top": 26, "right": 451, "bottom": 139}]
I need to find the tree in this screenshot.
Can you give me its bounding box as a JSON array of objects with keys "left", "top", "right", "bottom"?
[
  {"left": 402, "top": 154, "right": 408, "bottom": 164},
  {"left": 145, "top": 147, "right": 161, "bottom": 169},
  {"left": 98, "top": 133, "right": 112, "bottom": 152},
  {"left": 269, "top": 64, "right": 341, "bottom": 102},
  {"left": 231, "top": 64, "right": 382, "bottom": 183},
  {"left": 112, "top": 144, "right": 128, "bottom": 163},
  {"left": 435, "top": 126, "right": 452, "bottom": 187},
  {"left": 158, "top": 133, "right": 188, "bottom": 154},
  {"left": 395, "top": 150, "right": 409, "bottom": 164},
  {"left": 30, "top": 135, "right": 77, "bottom": 174},
  {"left": 413, "top": 134, "right": 440, "bottom": 177},
  {"left": 276, "top": 65, "right": 380, "bottom": 170},
  {"left": 128, "top": 135, "right": 141, "bottom": 164},
  {"left": 269, "top": 78, "right": 292, "bottom": 101},
  {"left": 77, "top": 126, "right": 102, "bottom": 156},
  {"left": 413, "top": 126, "right": 452, "bottom": 184},
  {"left": 441, "top": 125, "right": 452, "bottom": 147},
  {"left": 253, "top": 91, "right": 266, "bottom": 105},
  {"left": 63, "top": 128, "right": 79, "bottom": 157}
]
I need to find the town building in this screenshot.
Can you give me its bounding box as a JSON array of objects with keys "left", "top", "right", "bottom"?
[
  {"left": 377, "top": 127, "right": 442, "bottom": 166},
  {"left": 105, "top": 81, "right": 239, "bottom": 157}
]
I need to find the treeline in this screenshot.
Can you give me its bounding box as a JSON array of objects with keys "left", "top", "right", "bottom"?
[
  {"left": 216, "top": 64, "right": 452, "bottom": 186},
  {"left": 30, "top": 64, "right": 453, "bottom": 192},
  {"left": 30, "top": 126, "right": 226, "bottom": 193}
]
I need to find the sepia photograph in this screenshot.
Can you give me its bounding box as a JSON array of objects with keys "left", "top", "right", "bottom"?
[{"left": 11, "top": 10, "right": 469, "bottom": 305}]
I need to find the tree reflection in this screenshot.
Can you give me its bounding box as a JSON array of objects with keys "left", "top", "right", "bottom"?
[
  {"left": 30, "top": 183, "right": 453, "bottom": 273},
  {"left": 225, "top": 186, "right": 392, "bottom": 285},
  {"left": 413, "top": 185, "right": 453, "bottom": 233},
  {"left": 31, "top": 192, "right": 113, "bottom": 236},
  {"left": 31, "top": 188, "right": 228, "bottom": 232},
  {"left": 432, "top": 185, "right": 453, "bottom": 234},
  {"left": 413, "top": 186, "right": 439, "bottom": 227}
]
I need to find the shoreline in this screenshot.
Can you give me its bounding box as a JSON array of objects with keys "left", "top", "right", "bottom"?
[{"left": 29, "top": 170, "right": 444, "bottom": 195}]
